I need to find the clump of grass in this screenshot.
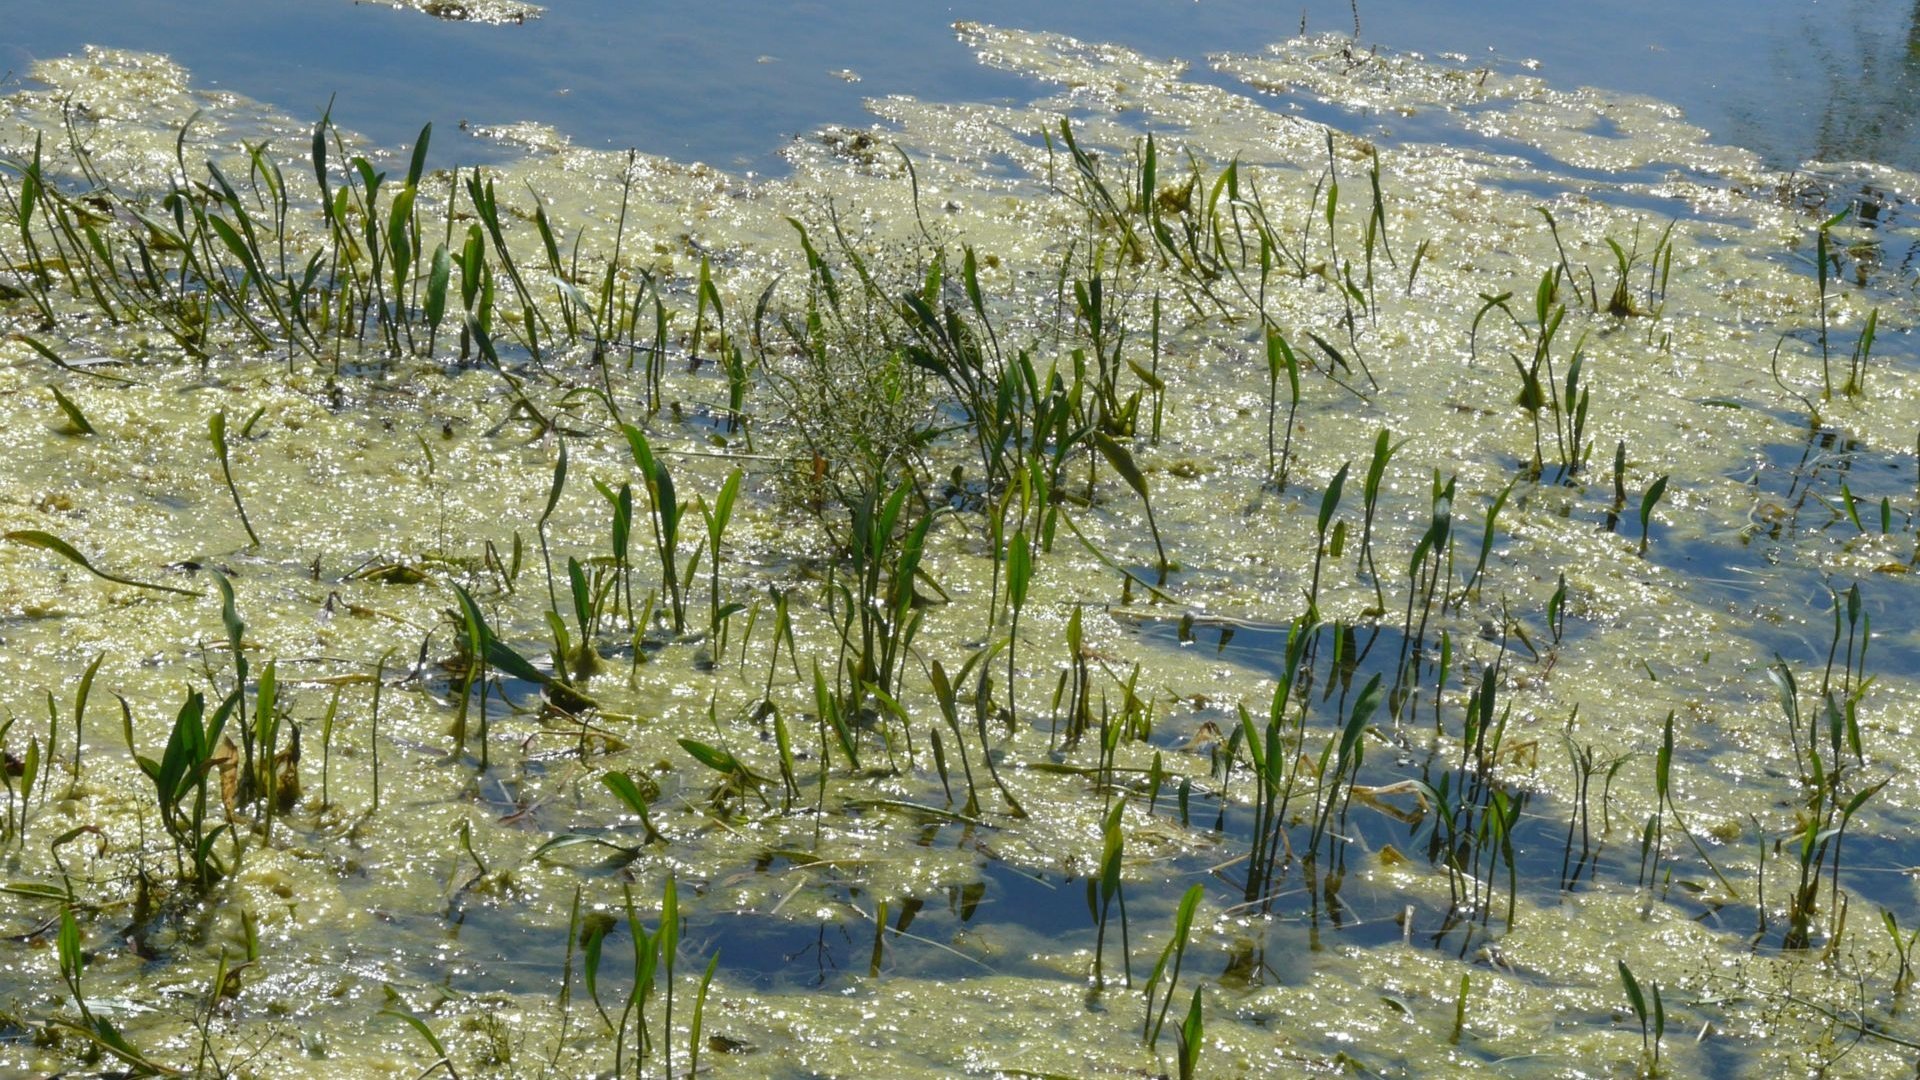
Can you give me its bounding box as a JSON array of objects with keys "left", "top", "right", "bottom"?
[
  {"left": 1844, "top": 307, "right": 1879, "bottom": 398},
  {"left": 54, "top": 906, "right": 181, "bottom": 1076},
  {"left": 1883, "top": 909, "right": 1918, "bottom": 997},
  {"left": 450, "top": 582, "right": 594, "bottom": 765},
  {"left": 0, "top": 713, "right": 40, "bottom": 846},
  {"left": 1240, "top": 615, "right": 1316, "bottom": 907},
  {"left": 126, "top": 687, "right": 235, "bottom": 893},
  {"left": 1765, "top": 591, "right": 1887, "bottom": 950},
  {"left": 1393, "top": 473, "right": 1456, "bottom": 701},
  {"left": 1306, "top": 671, "right": 1382, "bottom": 864},
  {"left": 1174, "top": 985, "right": 1204, "bottom": 1080},
  {"left": 1641, "top": 710, "right": 1738, "bottom": 900}
]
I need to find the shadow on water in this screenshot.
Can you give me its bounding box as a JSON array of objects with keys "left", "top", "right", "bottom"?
[
  {"left": 1638, "top": 426, "right": 1920, "bottom": 671},
  {"left": 675, "top": 858, "right": 1095, "bottom": 990},
  {"left": 1121, "top": 614, "right": 1616, "bottom": 956}
]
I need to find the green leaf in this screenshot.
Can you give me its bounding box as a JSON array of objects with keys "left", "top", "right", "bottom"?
[
  {"left": 1512, "top": 354, "right": 1545, "bottom": 413},
  {"left": 387, "top": 185, "right": 416, "bottom": 271},
  {"left": 1177, "top": 986, "right": 1205, "bottom": 1079},
  {"left": 86, "top": 1013, "right": 184, "bottom": 1076},
  {"left": 424, "top": 242, "right": 451, "bottom": 328},
  {"left": 1093, "top": 431, "right": 1150, "bottom": 501},
  {"left": 601, "top": 771, "right": 653, "bottom": 817},
  {"left": 1317, "top": 462, "right": 1351, "bottom": 539},
  {"left": 4, "top": 530, "right": 199, "bottom": 597},
  {"left": 206, "top": 215, "right": 261, "bottom": 281},
  {"left": 380, "top": 1001, "right": 450, "bottom": 1061},
  {"left": 57, "top": 904, "right": 80, "bottom": 983},
  {"left": 540, "top": 439, "right": 569, "bottom": 526},
  {"left": 655, "top": 462, "right": 679, "bottom": 548},
  {"left": 48, "top": 385, "right": 95, "bottom": 435},
  {"left": 212, "top": 570, "right": 246, "bottom": 684},
  {"left": 2, "top": 882, "right": 73, "bottom": 902},
  {"left": 1640, "top": 474, "right": 1670, "bottom": 528},
  {"left": 529, "top": 833, "right": 641, "bottom": 864},
  {"left": 581, "top": 911, "right": 614, "bottom": 1015},
  {"left": 678, "top": 737, "right": 742, "bottom": 776},
  {"left": 1007, "top": 531, "right": 1032, "bottom": 611},
  {"left": 1618, "top": 960, "right": 1647, "bottom": 1022},
  {"left": 451, "top": 583, "right": 549, "bottom": 685},
  {"left": 405, "top": 122, "right": 432, "bottom": 190},
  {"left": 311, "top": 113, "right": 332, "bottom": 220},
  {"left": 710, "top": 468, "right": 742, "bottom": 540}
]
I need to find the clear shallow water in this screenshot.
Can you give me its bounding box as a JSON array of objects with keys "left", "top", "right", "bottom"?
[{"left": 7, "top": 0, "right": 1920, "bottom": 172}]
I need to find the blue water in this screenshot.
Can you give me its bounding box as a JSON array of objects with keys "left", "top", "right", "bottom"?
[{"left": 6, "top": 0, "right": 1919, "bottom": 173}]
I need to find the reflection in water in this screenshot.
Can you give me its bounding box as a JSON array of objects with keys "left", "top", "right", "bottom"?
[
  {"left": 1726, "top": 1, "right": 1920, "bottom": 169},
  {"left": 1808, "top": 1, "right": 1920, "bottom": 165}
]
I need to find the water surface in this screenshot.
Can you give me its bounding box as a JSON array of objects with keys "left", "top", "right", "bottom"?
[{"left": 8, "top": 0, "right": 1920, "bottom": 171}]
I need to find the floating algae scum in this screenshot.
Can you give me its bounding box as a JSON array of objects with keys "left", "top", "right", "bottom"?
[{"left": 4, "top": 20, "right": 1920, "bottom": 1079}]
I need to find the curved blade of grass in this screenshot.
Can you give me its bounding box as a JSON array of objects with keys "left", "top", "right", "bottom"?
[
  {"left": 450, "top": 583, "right": 549, "bottom": 686},
  {"left": 529, "top": 833, "right": 644, "bottom": 867},
  {"left": 48, "top": 385, "right": 95, "bottom": 435},
  {"left": 380, "top": 998, "right": 461, "bottom": 1080},
  {"left": 1094, "top": 431, "right": 1149, "bottom": 502},
  {"left": 602, "top": 770, "right": 663, "bottom": 843},
  {"left": 5, "top": 531, "right": 199, "bottom": 597},
  {"left": 678, "top": 737, "right": 770, "bottom": 785},
  {"left": 1638, "top": 473, "right": 1670, "bottom": 555},
  {"left": 18, "top": 334, "right": 135, "bottom": 384},
  {"left": 210, "top": 410, "right": 261, "bottom": 548}
]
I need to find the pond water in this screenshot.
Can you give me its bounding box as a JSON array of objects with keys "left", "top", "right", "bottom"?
[
  {"left": 4, "top": 3, "right": 1920, "bottom": 1078},
  {"left": 8, "top": 0, "right": 1920, "bottom": 172}
]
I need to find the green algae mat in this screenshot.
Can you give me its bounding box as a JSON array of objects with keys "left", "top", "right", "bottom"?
[{"left": 3, "top": 24, "right": 1920, "bottom": 1079}]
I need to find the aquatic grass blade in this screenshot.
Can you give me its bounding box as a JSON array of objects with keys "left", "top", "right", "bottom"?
[
  {"left": 5, "top": 530, "right": 199, "bottom": 597},
  {"left": 48, "top": 385, "right": 95, "bottom": 435}
]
